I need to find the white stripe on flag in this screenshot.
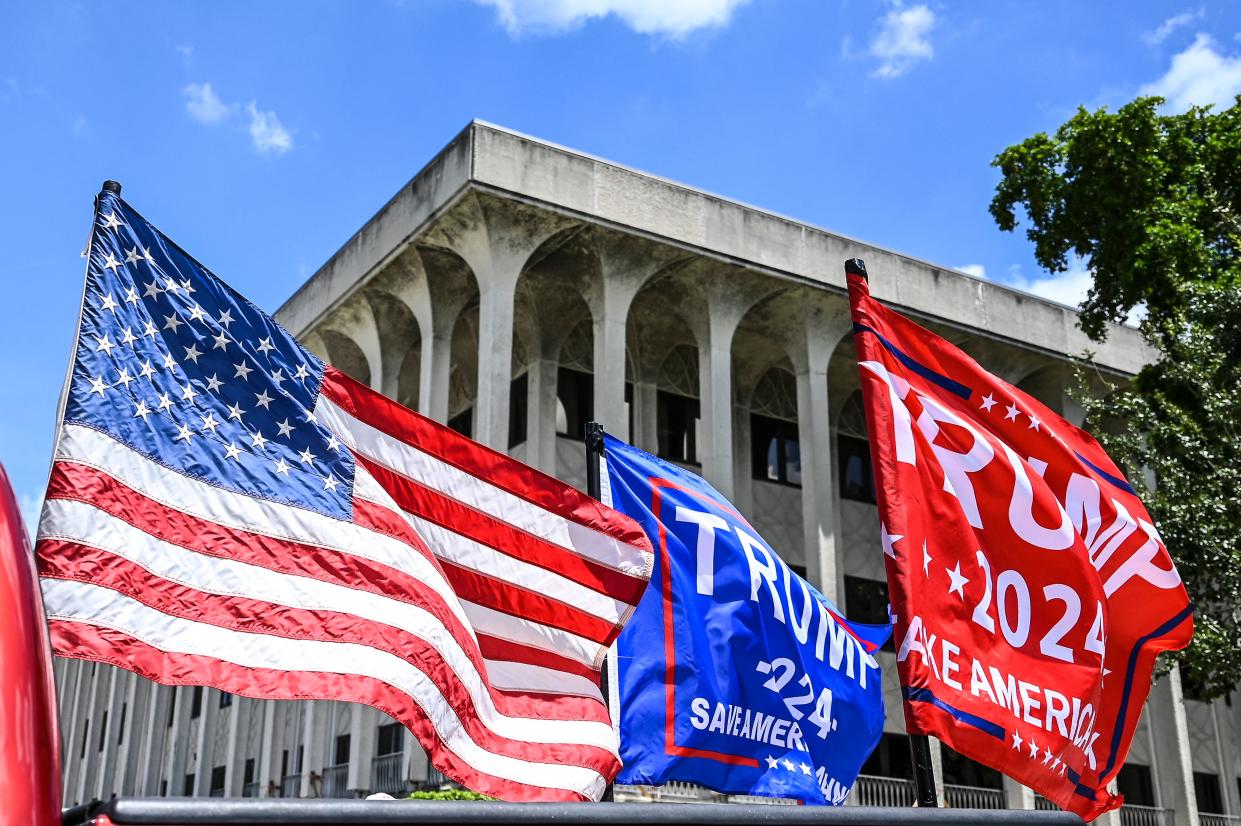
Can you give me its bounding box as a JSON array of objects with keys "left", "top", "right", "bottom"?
[
  {"left": 39, "top": 497, "right": 611, "bottom": 741},
  {"left": 42, "top": 578, "right": 609, "bottom": 799},
  {"left": 50, "top": 424, "right": 474, "bottom": 637},
  {"left": 315, "top": 396, "right": 654, "bottom": 578}
]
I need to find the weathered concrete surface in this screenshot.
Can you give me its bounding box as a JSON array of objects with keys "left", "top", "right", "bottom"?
[{"left": 277, "top": 121, "right": 1153, "bottom": 377}]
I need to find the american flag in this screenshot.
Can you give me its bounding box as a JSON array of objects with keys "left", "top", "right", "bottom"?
[{"left": 36, "top": 186, "right": 654, "bottom": 801}]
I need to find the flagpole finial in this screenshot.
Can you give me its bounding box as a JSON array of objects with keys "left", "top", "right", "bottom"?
[
  {"left": 845, "top": 258, "right": 868, "bottom": 281},
  {"left": 101, "top": 180, "right": 122, "bottom": 196}
]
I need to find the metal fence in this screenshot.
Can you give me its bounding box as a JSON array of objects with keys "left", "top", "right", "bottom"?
[
  {"left": 1118, "top": 804, "right": 1175, "bottom": 826},
  {"left": 944, "top": 784, "right": 1005, "bottom": 810},
  {"left": 369, "top": 753, "right": 406, "bottom": 797},
  {"left": 319, "top": 764, "right": 350, "bottom": 799},
  {"left": 278, "top": 773, "right": 300, "bottom": 798},
  {"left": 241, "top": 782, "right": 260, "bottom": 798},
  {"left": 853, "top": 775, "right": 916, "bottom": 808},
  {"left": 1200, "top": 814, "right": 1241, "bottom": 826}
]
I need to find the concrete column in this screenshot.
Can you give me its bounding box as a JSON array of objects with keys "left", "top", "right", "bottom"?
[
  {"left": 592, "top": 280, "right": 638, "bottom": 442},
  {"left": 224, "top": 696, "right": 253, "bottom": 796},
  {"left": 94, "top": 666, "right": 124, "bottom": 799},
  {"left": 1210, "top": 701, "right": 1237, "bottom": 816},
  {"left": 633, "top": 381, "right": 659, "bottom": 454},
  {"left": 791, "top": 311, "right": 850, "bottom": 604},
  {"left": 1147, "top": 666, "right": 1200, "bottom": 826},
  {"left": 1003, "top": 776, "right": 1035, "bottom": 809},
  {"left": 347, "top": 705, "right": 374, "bottom": 794},
  {"left": 192, "top": 689, "right": 219, "bottom": 796},
  {"left": 300, "top": 701, "right": 324, "bottom": 797},
  {"left": 74, "top": 663, "right": 107, "bottom": 806},
  {"left": 698, "top": 314, "right": 737, "bottom": 498},
  {"left": 420, "top": 324, "right": 452, "bottom": 423},
  {"left": 118, "top": 674, "right": 147, "bottom": 794},
  {"left": 257, "top": 701, "right": 282, "bottom": 797},
  {"left": 528, "top": 357, "right": 558, "bottom": 473},
  {"left": 929, "top": 736, "right": 946, "bottom": 805},
  {"left": 166, "top": 687, "right": 192, "bottom": 796},
  {"left": 140, "top": 683, "right": 172, "bottom": 795},
  {"left": 59, "top": 659, "right": 86, "bottom": 801},
  {"left": 475, "top": 277, "right": 518, "bottom": 449}
]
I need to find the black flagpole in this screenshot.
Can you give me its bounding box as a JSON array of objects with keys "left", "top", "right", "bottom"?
[
  {"left": 845, "top": 258, "right": 939, "bottom": 808},
  {"left": 583, "top": 421, "right": 615, "bottom": 802}
]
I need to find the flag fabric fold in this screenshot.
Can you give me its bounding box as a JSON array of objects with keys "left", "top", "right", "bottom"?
[
  {"left": 35, "top": 188, "right": 654, "bottom": 802},
  {"left": 847, "top": 267, "right": 1192, "bottom": 820},
  {"left": 604, "top": 435, "right": 888, "bottom": 805}
]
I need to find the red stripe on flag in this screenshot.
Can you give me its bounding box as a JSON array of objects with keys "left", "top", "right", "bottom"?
[
  {"left": 320, "top": 367, "right": 652, "bottom": 555},
  {"left": 39, "top": 549, "right": 612, "bottom": 768},
  {"left": 358, "top": 456, "right": 648, "bottom": 603},
  {"left": 41, "top": 462, "right": 602, "bottom": 720},
  {"left": 48, "top": 620, "right": 611, "bottom": 802},
  {"left": 437, "top": 557, "right": 616, "bottom": 645}
]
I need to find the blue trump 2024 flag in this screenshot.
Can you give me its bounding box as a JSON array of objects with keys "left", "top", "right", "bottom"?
[{"left": 604, "top": 435, "right": 888, "bottom": 805}]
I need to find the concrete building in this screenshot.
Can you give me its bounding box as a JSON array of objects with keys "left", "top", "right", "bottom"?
[{"left": 55, "top": 122, "right": 1240, "bottom": 825}]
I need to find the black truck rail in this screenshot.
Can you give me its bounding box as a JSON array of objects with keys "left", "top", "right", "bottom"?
[{"left": 65, "top": 799, "right": 1080, "bottom": 825}]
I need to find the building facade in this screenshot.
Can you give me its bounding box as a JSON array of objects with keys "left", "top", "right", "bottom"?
[{"left": 55, "top": 122, "right": 1240, "bottom": 825}]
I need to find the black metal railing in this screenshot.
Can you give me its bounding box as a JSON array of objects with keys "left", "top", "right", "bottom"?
[
  {"left": 944, "top": 784, "right": 1005, "bottom": 809},
  {"left": 278, "top": 773, "right": 300, "bottom": 798},
  {"left": 319, "top": 764, "right": 350, "bottom": 799},
  {"left": 370, "top": 753, "right": 406, "bottom": 797},
  {"left": 853, "top": 774, "right": 916, "bottom": 807}
]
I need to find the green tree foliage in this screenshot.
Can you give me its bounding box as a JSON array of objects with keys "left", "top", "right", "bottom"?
[{"left": 990, "top": 96, "right": 1241, "bottom": 700}]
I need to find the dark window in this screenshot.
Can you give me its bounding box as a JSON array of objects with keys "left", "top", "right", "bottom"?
[
  {"left": 210, "top": 766, "right": 226, "bottom": 795},
  {"left": 377, "top": 723, "right": 404, "bottom": 757},
  {"left": 750, "top": 414, "right": 801, "bottom": 486},
  {"left": 296, "top": 745, "right": 304, "bottom": 773},
  {"left": 844, "top": 575, "right": 893, "bottom": 652},
  {"left": 657, "top": 391, "right": 699, "bottom": 464},
  {"left": 190, "top": 686, "right": 203, "bottom": 719},
  {"left": 334, "top": 734, "right": 351, "bottom": 767},
  {"left": 1117, "top": 764, "right": 1155, "bottom": 807},
  {"left": 219, "top": 691, "right": 232, "bottom": 708},
  {"left": 447, "top": 408, "right": 472, "bottom": 438},
  {"left": 80, "top": 719, "right": 90, "bottom": 759},
  {"left": 167, "top": 691, "right": 176, "bottom": 728},
  {"left": 555, "top": 368, "right": 593, "bottom": 439},
  {"left": 1194, "top": 771, "right": 1224, "bottom": 814},
  {"left": 159, "top": 780, "right": 167, "bottom": 797},
  {"left": 508, "top": 373, "right": 528, "bottom": 448},
  {"left": 118, "top": 702, "right": 127, "bottom": 745},
  {"left": 788, "top": 563, "right": 807, "bottom": 580},
  {"left": 838, "top": 434, "right": 876, "bottom": 503},
  {"left": 183, "top": 773, "right": 195, "bottom": 797},
  {"left": 280, "top": 750, "right": 289, "bottom": 778},
  {"left": 859, "top": 732, "right": 912, "bottom": 779},
  {"left": 98, "top": 710, "right": 108, "bottom": 752},
  {"left": 243, "top": 758, "right": 255, "bottom": 786},
  {"left": 941, "top": 745, "right": 1003, "bottom": 790}
]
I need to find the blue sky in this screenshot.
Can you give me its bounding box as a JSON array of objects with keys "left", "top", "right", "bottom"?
[{"left": 3, "top": 0, "right": 1241, "bottom": 526}]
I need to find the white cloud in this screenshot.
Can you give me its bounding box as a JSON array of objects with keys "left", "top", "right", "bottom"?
[
  {"left": 471, "top": 0, "right": 751, "bottom": 37},
  {"left": 869, "top": 3, "right": 935, "bottom": 79},
  {"left": 957, "top": 263, "right": 987, "bottom": 279},
  {"left": 176, "top": 44, "right": 194, "bottom": 67},
  {"left": 1140, "top": 33, "right": 1241, "bottom": 112},
  {"left": 183, "top": 82, "right": 236, "bottom": 124},
  {"left": 247, "top": 102, "right": 293, "bottom": 155},
  {"left": 1007, "top": 264, "right": 1093, "bottom": 309},
  {"left": 1143, "top": 9, "right": 1204, "bottom": 46}
]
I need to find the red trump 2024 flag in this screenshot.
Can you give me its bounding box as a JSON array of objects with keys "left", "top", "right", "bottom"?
[{"left": 846, "top": 262, "right": 1192, "bottom": 820}]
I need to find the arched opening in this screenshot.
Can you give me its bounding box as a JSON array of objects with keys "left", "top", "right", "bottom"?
[
  {"left": 656, "top": 344, "right": 700, "bottom": 465},
  {"left": 318, "top": 330, "right": 370, "bottom": 388},
  {"left": 447, "top": 302, "right": 478, "bottom": 437}
]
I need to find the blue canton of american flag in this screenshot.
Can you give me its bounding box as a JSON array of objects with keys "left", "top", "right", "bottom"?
[
  {"left": 36, "top": 185, "right": 656, "bottom": 802},
  {"left": 66, "top": 188, "right": 355, "bottom": 518}
]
